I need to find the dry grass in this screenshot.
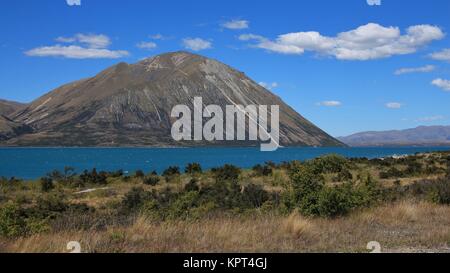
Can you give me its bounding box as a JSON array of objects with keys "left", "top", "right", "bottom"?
[{"left": 1, "top": 201, "right": 449, "bottom": 253}]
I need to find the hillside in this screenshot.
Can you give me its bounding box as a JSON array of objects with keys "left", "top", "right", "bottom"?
[{"left": 0, "top": 52, "right": 342, "bottom": 147}]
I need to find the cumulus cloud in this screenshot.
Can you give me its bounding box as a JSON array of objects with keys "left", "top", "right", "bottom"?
[
  {"left": 182, "top": 38, "right": 212, "bottom": 51},
  {"left": 25, "top": 45, "right": 128, "bottom": 59},
  {"left": 259, "top": 82, "right": 278, "bottom": 90},
  {"left": 25, "top": 33, "right": 129, "bottom": 59},
  {"left": 431, "top": 78, "right": 450, "bottom": 91},
  {"left": 137, "top": 41, "right": 157, "bottom": 50},
  {"left": 317, "top": 101, "right": 342, "bottom": 107},
  {"left": 66, "top": 0, "right": 81, "bottom": 6},
  {"left": 55, "top": 34, "right": 111, "bottom": 48},
  {"left": 385, "top": 102, "right": 402, "bottom": 109},
  {"left": 394, "top": 65, "right": 435, "bottom": 75},
  {"left": 430, "top": 48, "right": 450, "bottom": 62},
  {"left": 222, "top": 20, "right": 249, "bottom": 30},
  {"left": 239, "top": 23, "right": 444, "bottom": 60}
]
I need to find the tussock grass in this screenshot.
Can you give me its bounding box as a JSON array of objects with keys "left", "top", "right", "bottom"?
[{"left": 1, "top": 201, "right": 449, "bottom": 253}]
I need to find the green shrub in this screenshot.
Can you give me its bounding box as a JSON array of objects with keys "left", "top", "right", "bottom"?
[
  {"left": 0, "top": 202, "right": 49, "bottom": 238},
  {"left": 184, "top": 178, "right": 200, "bottom": 192},
  {"left": 162, "top": 166, "right": 180, "bottom": 177},
  {"left": 283, "top": 164, "right": 381, "bottom": 217},
  {"left": 316, "top": 184, "right": 355, "bottom": 217},
  {"left": 242, "top": 184, "right": 269, "bottom": 208},
  {"left": 252, "top": 164, "right": 273, "bottom": 177},
  {"left": 429, "top": 178, "right": 450, "bottom": 205},
  {"left": 80, "top": 168, "right": 107, "bottom": 185},
  {"left": 143, "top": 175, "right": 160, "bottom": 186},
  {"left": 185, "top": 163, "right": 202, "bottom": 174},
  {"left": 162, "top": 166, "right": 181, "bottom": 182},
  {"left": 333, "top": 169, "right": 353, "bottom": 182},
  {"left": 212, "top": 164, "right": 241, "bottom": 182},
  {"left": 379, "top": 167, "right": 403, "bottom": 179},
  {"left": 0, "top": 202, "right": 27, "bottom": 238},
  {"left": 167, "top": 191, "right": 200, "bottom": 219},
  {"left": 40, "top": 177, "right": 54, "bottom": 192},
  {"left": 121, "top": 187, "right": 149, "bottom": 211},
  {"left": 310, "top": 154, "right": 349, "bottom": 174}
]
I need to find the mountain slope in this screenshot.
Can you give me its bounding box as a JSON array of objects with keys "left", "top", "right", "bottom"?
[
  {"left": 338, "top": 126, "right": 450, "bottom": 147},
  {"left": 1, "top": 51, "right": 342, "bottom": 147},
  {"left": 0, "top": 99, "right": 26, "bottom": 116}
]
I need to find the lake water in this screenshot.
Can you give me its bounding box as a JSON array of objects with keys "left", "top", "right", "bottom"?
[{"left": 1, "top": 146, "right": 450, "bottom": 180}]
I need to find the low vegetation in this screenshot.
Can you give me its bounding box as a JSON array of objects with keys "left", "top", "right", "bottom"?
[{"left": 1, "top": 152, "right": 449, "bottom": 252}]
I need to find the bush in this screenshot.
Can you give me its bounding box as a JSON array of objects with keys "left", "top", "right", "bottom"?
[
  {"left": 242, "top": 184, "right": 269, "bottom": 208},
  {"left": 252, "top": 164, "right": 273, "bottom": 177},
  {"left": 0, "top": 202, "right": 49, "bottom": 238},
  {"left": 184, "top": 178, "right": 200, "bottom": 192},
  {"left": 185, "top": 163, "right": 202, "bottom": 174},
  {"left": 80, "top": 168, "right": 107, "bottom": 185},
  {"left": 162, "top": 166, "right": 181, "bottom": 182},
  {"left": 0, "top": 202, "right": 27, "bottom": 238},
  {"left": 283, "top": 164, "right": 381, "bottom": 217},
  {"left": 143, "top": 175, "right": 160, "bottom": 186},
  {"left": 379, "top": 167, "right": 403, "bottom": 179},
  {"left": 134, "top": 170, "right": 145, "bottom": 178},
  {"left": 316, "top": 184, "right": 355, "bottom": 217},
  {"left": 310, "top": 154, "right": 349, "bottom": 174},
  {"left": 121, "top": 187, "right": 149, "bottom": 211},
  {"left": 40, "top": 177, "right": 54, "bottom": 192},
  {"left": 212, "top": 164, "right": 241, "bottom": 182},
  {"left": 333, "top": 169, "right": 353, "bottom": 182},
  {"left": 429, "top": 178, "right": 450, "bottom": 205}
]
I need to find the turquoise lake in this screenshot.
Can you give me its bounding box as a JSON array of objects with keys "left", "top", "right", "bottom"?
[{"left": 1, "top": 147, "right": 450, "bottom": 180}]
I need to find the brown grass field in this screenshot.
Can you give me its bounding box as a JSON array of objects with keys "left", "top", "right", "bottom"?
[{"left": 1, "top": 201, "right": 449, "bottom": 253}]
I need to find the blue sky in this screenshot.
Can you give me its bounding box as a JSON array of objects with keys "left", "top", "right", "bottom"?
[{"left": 1, "top": 0, "right": 450, "bottom": 136}]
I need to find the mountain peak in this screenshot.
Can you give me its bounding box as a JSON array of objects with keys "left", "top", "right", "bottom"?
[{"left": 1, "top": 52, "right": 343, "bottom": 147}]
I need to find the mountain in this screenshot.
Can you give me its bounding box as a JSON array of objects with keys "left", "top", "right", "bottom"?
[
  {"left": 338, "top": 126, "right": 450, "bottom": 147},
  {"left": 0, "top": 115, "right": 33, "bottom": 141},
  {"left": 0, "top": 99, "right": 26, "bottom": 116},
  {"left": 0, "top": 51, "right": 343, "bottom": 147}
]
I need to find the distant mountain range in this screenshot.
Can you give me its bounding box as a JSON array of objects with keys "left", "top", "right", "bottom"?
[
  {"left": 0, "top": 51, "right": 342, "bottom": 147},
  {"left": 338, "top": 126, "right": 450, "bottom": 147}
]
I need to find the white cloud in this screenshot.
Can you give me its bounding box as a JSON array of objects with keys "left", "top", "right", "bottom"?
[
  {"left": 137, "top": 41, "right": 157, "bottom": 50},
  {"left": 150, "top": 34, "right": 172, "bottom": 40},
  {"left": 259, "top": 82, "right": 278, "bottom": 90},
  {"left": 222, "top": 20, "right": 249, "bottom": 30},
  {"left": 25, "top": 45, "right": 128, "bottom": 59},
  {"left": 416, "top": 115, "right": 445, "bottom": 122},
  {"left": 182, "top": 38, "right": 212, "bottom": 51},
  {"left": 385, "top": 102, "right": 402, "bottom": 109},
  {"left": 430, "top": 48, "right": 450, "bottom": 62},
  {"left": 317, "top": 101, "right": 342, "bottom": 107},
  {"left": 367, "top": 0, "right": 381, "bottom": 6},
  {"left": 431, "top": 78, "right": 450, "bottom": 91},
  {"left": 56, "top": 34, "right": 111, "bottom": 49},
  {"left": 26, "top": 33, "right": 128, "bottom": 59},
  {"left": 66, "top": 0, "right": 81, "bottom": 6},
  {"left": 394, "top": 65, "right": 435, "bottom": 75},
  {"left": 240, "top": 23, "right": 444, "bottom": 60}
]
